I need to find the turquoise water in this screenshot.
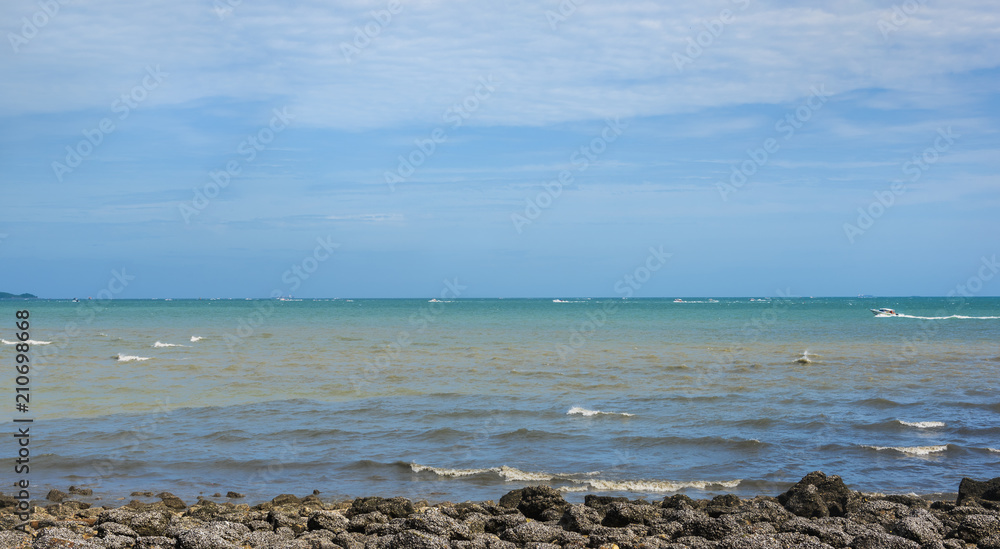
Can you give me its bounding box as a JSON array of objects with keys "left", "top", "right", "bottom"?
[{"left": 3, "top": 297, "right": 999, "bottom": 503}]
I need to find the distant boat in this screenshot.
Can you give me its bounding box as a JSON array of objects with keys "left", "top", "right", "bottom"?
[
  {"left": 871, "top": 308, "right": 898, "bottom": 316},
  {"left": 674, "top": 298, "right": 683, "bottom": 303}
]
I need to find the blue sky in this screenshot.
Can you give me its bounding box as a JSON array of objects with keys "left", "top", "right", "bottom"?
[{"left": 1, "top": 0, "right": 998, "bottom": 298}]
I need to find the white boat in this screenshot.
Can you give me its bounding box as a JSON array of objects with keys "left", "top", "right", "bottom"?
[{"left": 871, "top": 308, "right": 898, "bottom": 316}]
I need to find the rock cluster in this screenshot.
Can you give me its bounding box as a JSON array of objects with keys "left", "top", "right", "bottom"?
[{"left": 2, "top": 473, "right": 999, "bottom": 548}]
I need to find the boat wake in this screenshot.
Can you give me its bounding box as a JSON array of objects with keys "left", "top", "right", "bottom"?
[{"left": 888, "top": 314, "right": 1000, "bottom": 320}]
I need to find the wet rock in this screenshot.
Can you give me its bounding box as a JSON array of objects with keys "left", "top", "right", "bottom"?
[
  {"left": 348, "top": 496, "right": 415, "bottom": 519},
  {"left": 485, "top": 512, "right": 528, "bottom": 534},
  {"left": 779, "top": 471, "right": 856, "bottom": 518},
  {"left": 499, "top": 486, "right": 569, "bottom": 521},
  {"left": 271, "top": 494, "right": 301, "bottom": 506},
  {"left": 46, "top": 489, "right": 69, "bottom": 503},
  {"left": 131, "top": 491, "right": 155, "bottom": 497},
  {"left": 69, "top": 486, "right": 94, "bottom": 496},
  {"left": 585, "top": 494, "right": 630, "bottom": 511},
  {"left": 957, "top": 477, "right": 1000, "bottom": 505},
  {"left": 225, "top": 491, "right": 245, "bottom": 499}
]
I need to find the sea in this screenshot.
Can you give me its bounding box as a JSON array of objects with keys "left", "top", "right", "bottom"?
[{"left": 3, "top": 297, "right": 999, "bottom": 505}]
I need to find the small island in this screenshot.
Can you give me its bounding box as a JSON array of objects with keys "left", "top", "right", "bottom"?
[{"left": 0, "top": 292, "right": 37, "bottom": 299}]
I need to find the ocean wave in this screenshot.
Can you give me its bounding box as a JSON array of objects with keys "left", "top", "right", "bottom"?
[
  {"left": 116, "top": 354, "right": 151, "bottom": 362},
  {"left": 898, "top": 420, "right": 946, "bottom": 429},
  {"left": 410, "top": 463, "right": 555, "bottom": 482},
  {"left": 794, "top": 350, "right": 814, "bottom": 364},
  {"left": 988, "top": 448, "right": 1000, "bottom": 454},
  {"left": 410, "top": 462, "right": 740, "bottom": 492},
  {"left": 2, "top": 339, "right": 52, "bottom": 345},
  {"left": 153, "top": 341, "right": 188, "bottom": 348},
  {"left": 862, "top": 444, "right": 949, "bottom": 456},
  {"left": 190, "top": 336, "right": 204, "bottom": 342},
  {"left": 567, "top": 406, "right": 635, "bottom": 417}
]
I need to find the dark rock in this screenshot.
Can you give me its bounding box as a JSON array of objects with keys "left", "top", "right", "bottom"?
[
  {"left": 349, "top": 510, "right": 389, "bottom": 532},
  {"left": 774, "top": 532, "right": 837, "bottom": 548},
  {"left": 602, "top": 501, "right": 662, "bottom": 527},
  {"left": 558, "top": 503, "right": 603, "bottom": 534},
  {"left": 498, "top": 486, "right": 569, "bottom": 520},
  {"left": 33, "top": 527, "right": 102, "bottom": 549},
  {"left": 405, "top": 508, "right": 470, "bottom": 539},
  {"left": 957, "top": 477, "right": 1000, "bottom": 505},
  {"left": 849, "top": 532, "right": 921, "bottom": 549},
  {"left": 388, "top": 528, "right": 450, "bottom": 549},
  {"left": 587, "top": 525, "right": 645, "bottom": 547},
  {"left": 849, "top": 500, "right": 912, "bottom": 528},
  {"left": 673, "top": 535, "right": 719, "bottom": 548},
  {"left": 46, "top": 489, "right": 68, "bottom": 502},
  {"left": 585, "top": 494, "right": 630, "bottom": 510},
  {"left": 661, "top": 494, "right": 697, "bottom": 510},
  {"left": 308, "top": 510, "right": 350, "bottom": 532},
  {"left": 131, "top": 491, "right": 155, "bottom": 497},
  {"left": 485, "top": 513, "right": 527, "bottom": 534},
  {"left": 717, "top": 533, "right": 783, "bottom": 549},
  {"left": 979, "top": 535, "right": 1000, "bottom": 549},
  {"left": 225, "top": 491, "right": 244, "bottom": 499},
  {"left": 159, "top": 494, "right": 187, "bottom": 510},
  {"left": 268, "top": 509, "right": 308, "bottom": 533},
  {"left": 499, "top": 521, "right": 563, "bottom": 544},
  {"left": 98, "top": 522, "right": 140, "bottom": 538},
  {"left": 779, "top": 471, "right": 856, "bottom": 518},
  {"left": 954, "top": 513, "right": 1000, "bottom": 543},
  {"left": 136, "top": 537, "right": 176, "bottom": 549},
  {"left": 889, "top": 512, "right": 943, "bottom": 545},
  {"left": 452, "top": 533, "right": 517, "bottom": 549},
  {"left": 98, "top": 508, "right": 171, "bottom": 537},
  {"left": 69, "top": 486, "right": 94, "bottom": 496},
  {"left": 349, "top": 496, "right": 415, "bottom": 518},
  {"left": 175, "top": 529, "right": 239, "bottom": 549},
  {"left": 271, "top": 493, "right": 301, "bottom": 506}
]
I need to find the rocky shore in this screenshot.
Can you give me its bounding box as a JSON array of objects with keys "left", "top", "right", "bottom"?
[{"left": 2, "top": 472, "right": 999, "bottom": 549}]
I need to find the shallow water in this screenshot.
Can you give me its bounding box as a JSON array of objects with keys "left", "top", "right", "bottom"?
[{"left": 4, "top": 297, "right": 998, "bottom": 503}]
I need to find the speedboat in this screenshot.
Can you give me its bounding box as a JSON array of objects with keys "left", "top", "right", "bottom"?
[{"left": 871, "top": 308, "right": 898, "bottom": 316}]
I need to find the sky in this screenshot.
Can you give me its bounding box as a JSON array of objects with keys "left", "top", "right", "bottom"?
[{"left": 1, "top": 0, "right": 998, "bottom": 298}]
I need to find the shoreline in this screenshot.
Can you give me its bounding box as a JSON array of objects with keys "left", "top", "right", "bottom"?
[{"left": 2, "top": 472, "right": 998, "bottom": 548}]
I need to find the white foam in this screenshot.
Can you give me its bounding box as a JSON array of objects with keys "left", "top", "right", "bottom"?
[
  {"left": 584, "top": 478, "right": 742, "bottom": 492},
  {"left": 2, "top": 339, "right": 52, "bottom": 345},
  {"left": 190, "top": 336, "right": 204, "bottom": 342},
  {"left": 898, "top": 420, "right": 946, "bottom": 429},
  {"left": 568, "top": 406, "right": 635, "bottom": 417},
  {"left": 153, "top": 341, "right": 188, "bottom": 348},
  {"left": 409, "top": 463, "right": 554, "bottom": 481},
  {"left": 411, "top": 462, "right": 740, "bottom": 493},
  {"left": 116, "top": 354, "right": 151, "bottom": 362},
  {"left": 863, "top": 444, "right": 948, "bottom": 455},
  {"left": 988, "top": 448, "right": 1000, "bottom": 454}
]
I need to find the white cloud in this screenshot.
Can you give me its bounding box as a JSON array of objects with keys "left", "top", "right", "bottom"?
[{"left": 1, "top": 0, "right": 997, "bottom": 130}]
